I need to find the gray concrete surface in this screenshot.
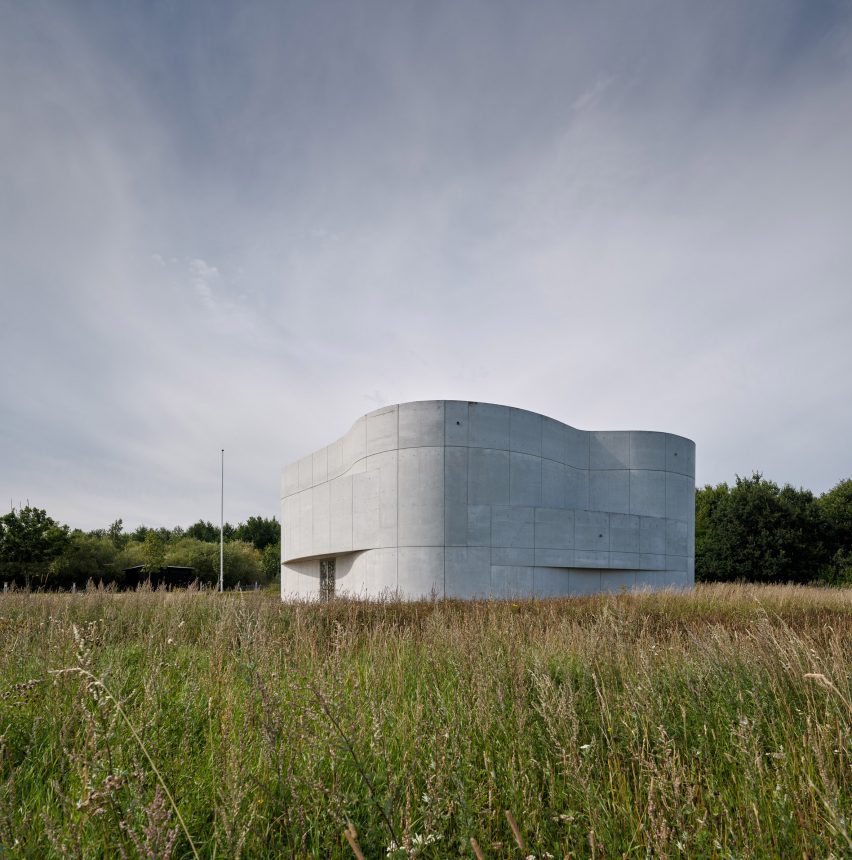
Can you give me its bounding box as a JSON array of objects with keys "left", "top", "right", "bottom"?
[{"left": 281, "top": 401, "right": 696, "bottom": 600}]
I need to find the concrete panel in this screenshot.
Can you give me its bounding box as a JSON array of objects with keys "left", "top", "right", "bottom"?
[
  {"left": 445, "top": 504, "right": 490, "bottom": 547},
  {"left": 491, "top": 565, "right": 534, "bottom": 599},
  {"left": 312, "top": 447, "right": 328, "bottom": 486},
  {"left": 541, "top": 459, "right": 567, "bottom": 508},
  {"left": 444, "top": 401, "right": 468, "bottom": 446},
  {"left": 352, "top": 470, "right": 379, "bottom": 549},
  {"left": 590, "top": 431, "right": 629, "bottom": 470},
  {"left": 658, "top": 569, "right": 689, "bottom": 589},
  {"left": 468, "top": 403, "right": 509, "bottom": 449},
  {"left": 610, "top": 513, "right": 640, "bottom": 552},
  {"left": 327, "top": 439, "right": 344, "bottom": 480},
  {"left": 569, "top": 570, "right": 601, "bottom": 596},
  {"left": 575, "top": 510, "right": 610, "bottom": 551},
  {"left": 492, "top": 546, "right": 534, "bottom": 565},
  {"left": 334, "top": 553, "right": 365, "bottom": 598},
  {"left": 534, "top": 547, "right": 575, "bottom": 567},
  {"left": 685, "top": 440, "right": 696, "bottom": 479},
  {"left": 398, "top": 547, "right": 444, "bottom": 598},
  {"left": 634, "top": 571, "right": 663, "bottom": 590},
  {"left": 575, "top": 549, "right": 610, "bottom": 568},
  {"left": 296, "top": 489, "right": 313, "bottom": 558},
  {"left": 468, "top": 448, "right": 510, "bottom": 505},
  {"left": 398, "top": 447, "right": 444, "bottom": 546},
  {"left": 639, "top": 516, "right": 666, "bottom": 554},
  {"left": 510, "top": 408, "right": 542, "bottom": 456},
  {"left": 445, "top": 547, "right": 491, "bottom": 598},
  {"left": 640, "top": 553, "right": 666, "bottom": 570},
  {"left": 565, "top": 427, "right": 590, "bottom": 469},
  {"left": 666, "top": 519, "right": 688, "bottom": 556},
  {"left": 281, "top": 496, "right": 295, "bottom": 560},
  {"left": 329, "top": 476, "right": 353, "bottom": 552},
  {"left": 590, "top": 470, "right": 629, "bottom": 514},
  {"left": 533, "top": 566, "right": 571, "bottom": 597},
  {"left": 341, "top": 458, "right": 366, "bottom": 478},
  {"left": 492, "top": 506, "right": 534, "bottom": 548},
  {"left": 687, "top": 556, "right": 695, "bottom": 582},
  {"left": 610, "top": 551, "right": 640, "bottom": 569},
  {"left": 510, "top": 452, "right": 542, "bottom": 506},
  {"left": 311, "top": 482, "right": 330, "bottom": 555},
  {"left": 665, "top": 554, "right": 688, "bottom": 572},
  {"left": 666, "top": 434, "right": 693, "bottom": 476},
  {"left": 541, "top": 417, "right": 567, "bottom": 463},
  {"left": 629, "top": 431, "right": 667, "bottom": 470},
  {"left": 534, "top": 507, "right": 574, "bottom": 549},
  {"left": 630, "top": 470, "right": 667, "bottom": 518},
  {"left": 364, "top": 548, "right": 398, "bottom": 596},
  {"left": 666, "top": 473, "right": 694, "bottom": 521},
  {"left": 687, "top": 518, "right": 695, "bottom": 556},
  {"left": 565, "top": 467, "right": 590, "bottom": 510},
  {"left": 399, "top": 401, "right": 445, "bottom": 448},
  {"left": 367, "top": 451, "right": 398, "bottom": 548},
  {"left": 281, "top": 558, "right": 318, "bottom": 599},
  {"left": 444, "top": 503, "right": 467, "bottom": 546},
  {"left": 283, "top": 462, "right": 299, "bottom": 497},
  {"left": 399, "top": 503, "right": 444, "bottom": 546},
  {"left": 297, "top": 455, "right": 313, "bottom": 491},
  {"left": 399, "top": 447, "right": 444, "bottom": 499},
  {"left": 601, "top": 571, "right": 636, "bottom": 592},
  {"left": 467, "top": 505, "right": 491, "bottom": 546},
  {"left": 366, "top": 406, "right": 398, "bottom": 456},
  {"left": 342, "top": 418, "right": 367, "bottom": 470},
  {"left": 444, "top": 446, "right": 468, "bottom": 506}
]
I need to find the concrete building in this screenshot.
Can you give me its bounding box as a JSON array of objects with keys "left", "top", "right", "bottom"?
[{"left": 281, "top": 401, "right": 695, "bottom": 600}]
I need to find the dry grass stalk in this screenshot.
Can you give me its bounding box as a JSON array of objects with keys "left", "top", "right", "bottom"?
[
  {"left": 343, "top": 821, "right": 365, "bottom": 860},
  {"left": 505, "top": 809, "right": 526, "bottom": 851}
]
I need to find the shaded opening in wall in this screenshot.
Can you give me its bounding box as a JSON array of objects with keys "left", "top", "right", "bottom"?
[{"left": 320, "top": 558, "right": 336, "bottom": 601}]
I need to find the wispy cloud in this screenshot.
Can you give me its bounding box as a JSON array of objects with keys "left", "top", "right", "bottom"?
[{"left": 1, "top": 1, "right": 850, "bottom": 529}]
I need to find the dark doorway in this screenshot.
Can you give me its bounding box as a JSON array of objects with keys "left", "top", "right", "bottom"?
[{"left": 319, "top": 558, "right": 336, "bottom": 601}]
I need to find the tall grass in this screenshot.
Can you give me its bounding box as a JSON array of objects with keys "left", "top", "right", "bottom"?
[{"left": 0, "top": 583, "right": 848, "bottom": 858}]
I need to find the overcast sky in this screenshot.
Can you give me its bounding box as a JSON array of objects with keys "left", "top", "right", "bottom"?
[{"left": 1, "top": 1, "right": 851, "bottom": 531}]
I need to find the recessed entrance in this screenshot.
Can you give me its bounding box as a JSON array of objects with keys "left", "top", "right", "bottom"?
[{"left": 319, "top": 558, "right": 336, "bottom": 601}]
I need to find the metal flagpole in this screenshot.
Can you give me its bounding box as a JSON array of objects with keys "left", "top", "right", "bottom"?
[{"left": 219, "top": 448, "right": 224, "bottom": 593}]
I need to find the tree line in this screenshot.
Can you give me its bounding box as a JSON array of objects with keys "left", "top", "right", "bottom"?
[
  {"left": 1, "top": 474, "right": 849, "bottom": 590},
  {"left": 696, "top": 475, "right": 851, "bottom": 585},
  {"left": 0, "top": 510, "right": 280, "bottom": 590}
]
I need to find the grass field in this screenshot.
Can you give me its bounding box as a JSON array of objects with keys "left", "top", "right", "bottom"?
[{"left": 0, "top": 584, "right": 849, "bottom": 859}]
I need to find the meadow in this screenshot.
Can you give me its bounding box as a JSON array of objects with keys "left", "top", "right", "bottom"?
[{"left": 0, "top": 584, "right": 848, "bottom": 859}]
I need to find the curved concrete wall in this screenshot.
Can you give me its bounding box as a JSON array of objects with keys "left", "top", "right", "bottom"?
[{"left": 281, "top": 401, "right": 695, "bottom": 600}]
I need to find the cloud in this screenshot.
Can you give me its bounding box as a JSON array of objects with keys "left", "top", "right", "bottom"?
[{"left": 1, "top": 1, "right": 851, "bottom": 529}]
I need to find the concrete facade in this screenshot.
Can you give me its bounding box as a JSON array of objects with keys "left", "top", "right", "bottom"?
[{"left": 281, "top": 401, "right": 695, "bottom": 600}]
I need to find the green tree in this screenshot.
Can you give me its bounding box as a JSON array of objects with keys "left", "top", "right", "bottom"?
[
  {"left": 261, "top": 540, "right": 281, "bottom": 584},
  {"left": 164, "top": 537, "right": 266, "bottom": 587},
  {"left": 817, "top": 479, "right": 852, "bottom": 584},
  {"left": 695, "top": 473, "right": 832, "bottom": 584},
  {"left": 818, "top": 479, "right": 852, "bottom": 544},
  {"left": 222, "top": 540, "right": 264, "bottom": 587},
  {"left": 184, "top": 520, "right": 235, "bottom": 542},
  {"left": 0, "top": 506, "right": 69, "bottom": 588},
  {"left": 50, "top": 532, "right": 119, "bottom": 588},
  {"left": 141, "top": 532, "right": 167, "bottom": 573},
  {"left": 107, "top": 519, "right": 128, "bottom": 549},
  {"left": 234, "top": 516, "right": 279, "bottom": 551}
]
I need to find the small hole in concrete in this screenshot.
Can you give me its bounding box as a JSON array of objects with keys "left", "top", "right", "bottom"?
[{"left": 456, "top": 421, "right": 461, "bottom": 425}]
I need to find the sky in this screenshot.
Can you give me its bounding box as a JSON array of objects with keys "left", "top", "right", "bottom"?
[{"left": 1, "top": 0, "right": 851, "bottom": 531}]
